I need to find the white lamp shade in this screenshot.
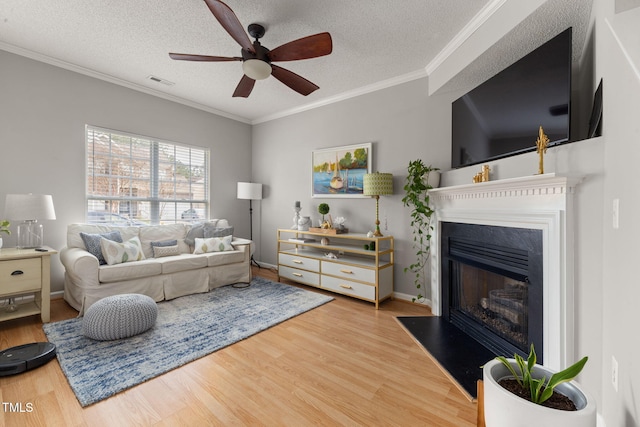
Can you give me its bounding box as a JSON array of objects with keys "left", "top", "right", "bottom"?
[
  {"left": 363, "top": 173, "right": 394, "bottom": 196},
  {"left": 242, "top": 59, "right": 272, "bottom": 80},
  {"left": 237, "top": 182, "right": 263, "bottom": 200},
  {"left": 4, "top": 194, "right": 56, "bottom": 220}
]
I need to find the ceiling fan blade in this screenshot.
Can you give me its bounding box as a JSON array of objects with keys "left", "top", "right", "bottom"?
[
  {"left": 204, "top": 0, "right": 255, "bottom": 53},
  {"left": 269, "top": 32, "right": 332, "bottom": 62},
  {"left": 271, "top": 65, "right": 319, "bottom": 96},
  {"left": 232, "top": 75, "right": 256, "bottom": 98},
  {"left": 169, "top": 53, "right": 242, "bottom": 62}
]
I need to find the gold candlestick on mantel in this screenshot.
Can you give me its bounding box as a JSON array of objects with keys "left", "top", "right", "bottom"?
[{"left": 535, "top": 126, "right": 550, "bottom": 174}]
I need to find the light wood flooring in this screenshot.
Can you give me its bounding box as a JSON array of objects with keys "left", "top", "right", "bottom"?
[{"left": 0, "top": 267, "right": 478, "bottom": 426}]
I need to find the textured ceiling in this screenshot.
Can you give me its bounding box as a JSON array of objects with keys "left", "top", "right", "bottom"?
[{"left": 0, "top": 0, "right": 592, "bottom": 124}]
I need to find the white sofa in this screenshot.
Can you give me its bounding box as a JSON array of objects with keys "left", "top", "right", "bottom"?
[{"left": 60, "top": 220, "right": 252, "bottom": 315}]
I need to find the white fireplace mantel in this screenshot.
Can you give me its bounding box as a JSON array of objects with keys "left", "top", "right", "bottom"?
[{"left": 429, "top": 173, "right": 582, "bottom": 370}]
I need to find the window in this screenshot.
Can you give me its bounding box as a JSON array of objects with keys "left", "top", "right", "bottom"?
[{"left": 86, "top": 126, "right": 209, "bottom": 225}]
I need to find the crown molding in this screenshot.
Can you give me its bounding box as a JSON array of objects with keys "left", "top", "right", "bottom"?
[
  {"left": 425, "top": 0, "right": 507, "bottom": 76},
  {"left": 251, "top": 69, "right": 428, "bottom": 124}
]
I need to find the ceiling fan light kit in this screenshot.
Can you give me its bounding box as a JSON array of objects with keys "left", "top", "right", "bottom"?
[
  {"left": 243, "top": 59, "right": 272, "bottom": 80},
  {"left": 169, "top": 0, "right": 332, "bottom": 98}
]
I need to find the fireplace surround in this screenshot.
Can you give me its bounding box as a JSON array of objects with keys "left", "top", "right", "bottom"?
[{"left": 429, "top": 173, "right": 581, "bottom": 371}]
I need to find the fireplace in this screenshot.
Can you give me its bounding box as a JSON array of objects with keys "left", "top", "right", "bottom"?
[
  {"left": 429, "top": 173, "right": 581, "bottom": 371},
  {"left": 441, "top": 222, "right": 543, "bottom": 362}
]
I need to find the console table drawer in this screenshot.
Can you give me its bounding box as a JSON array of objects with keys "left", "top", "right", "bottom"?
[
  {"left": 0, "top": 258, "right": 42, "bottom": 294},
  {"left": 279, "top": 265, "right": 320, "bottom": 287},
  {"left": 321, "top": 275, "right": 375, "bottom": 300},
  {"left": 321, "top": 262, "right": 375, "bottom": 283},
  {"left": 278, "top": 253, "right": 320, "bottom": 272}
]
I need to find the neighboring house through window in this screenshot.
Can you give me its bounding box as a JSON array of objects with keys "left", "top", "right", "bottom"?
[{"left": 86, "top": 125, "right": 209, "bottom": 225}]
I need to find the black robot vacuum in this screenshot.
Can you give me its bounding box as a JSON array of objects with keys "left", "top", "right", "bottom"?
[{"left": 0, "top": 342, "right": 57, "bottom": 376}]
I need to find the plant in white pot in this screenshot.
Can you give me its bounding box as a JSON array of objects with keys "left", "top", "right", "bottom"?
[{"left": 483, "top": 344, "right": 596, "bottom": 427}]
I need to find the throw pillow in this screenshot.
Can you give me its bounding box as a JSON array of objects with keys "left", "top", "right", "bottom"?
[
  {"left": 203, "top": 225, "right": 234, "bottom": 238},
  {"left": 193, "top": 235, "right": 234, "bottom": 254},
  {"left": 184, "top": 223, "right": 205, "bottom": 246},
  {"left": 80, "top": 230, "right": 123, "bottom": 265},
  {"left": 153, "top": 244, "right": 181, "bottom": 258},
  {"left": 101, "top": 236, "right": 146, "bottom": 265},
  {"left": 151, "top": 239, "right": 180, "bottom": 258}
]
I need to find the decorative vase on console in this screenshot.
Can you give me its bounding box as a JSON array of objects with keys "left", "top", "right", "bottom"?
[
  {"left": 297, "top": 216, "right": 311, "bottom": 231},
  {"left": 292, "top": 201, "right": 301, "bottom": 229}
]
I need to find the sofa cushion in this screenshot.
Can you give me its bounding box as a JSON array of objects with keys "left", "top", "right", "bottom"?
[
  {"left": 139, "top": 224, "right": 189, "bottom": 258},
  {"left": 204, "top": 249, "right": 245, "bottom": 267},
  {"left": 80, "top": 230, "right": 123, "bottom": 265},
  {"left": 157, "top": 254, "right": 208, "bottom": 274},
  {"left": 193, "top": 235, "right": 234, "bottom": 254},
  {"left": 68, "top": 224, "right": 139, "bottom": 250},
  {"left": 98, "top": 259, "right": 162, "bottom": 283},
  {"left": 101, "top": 236, "right": 146, "bottom": 265}
]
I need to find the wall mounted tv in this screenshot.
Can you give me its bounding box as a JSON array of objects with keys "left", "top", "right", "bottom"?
[{"left": 451, "top": 28, "right": 572, "bottom": 168}]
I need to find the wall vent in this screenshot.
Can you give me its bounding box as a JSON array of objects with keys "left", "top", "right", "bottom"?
[{"left": 147, "top": 75, "right": 175, "bottom": 86}]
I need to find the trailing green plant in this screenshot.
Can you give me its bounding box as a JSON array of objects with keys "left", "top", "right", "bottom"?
[
  {"left": 402, "top": 160, "right": 439, "bottom": 302},
  {"left": 496, "top": 343, "right": 588, "bottom": 405},
  {"left": 0, "top": 219, "right": 10, "bottom": 235}
]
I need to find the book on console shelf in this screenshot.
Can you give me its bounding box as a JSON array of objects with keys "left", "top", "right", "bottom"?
[{"left": 288, "top": 238, "right": 317, "bottom": 244}]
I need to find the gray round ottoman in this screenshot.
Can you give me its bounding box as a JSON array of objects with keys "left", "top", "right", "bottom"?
[{"left": 83, "top": 294, "right": 158, "bottom": 341}]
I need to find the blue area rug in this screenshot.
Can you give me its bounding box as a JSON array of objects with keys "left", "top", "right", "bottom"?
[{"left": 43, "top": 277, "right": 333, "bottom": 407}]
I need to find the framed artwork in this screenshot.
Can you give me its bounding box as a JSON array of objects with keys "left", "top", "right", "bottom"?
[{"left": 312, "top": 143, "right": 372, "bottom": 198}]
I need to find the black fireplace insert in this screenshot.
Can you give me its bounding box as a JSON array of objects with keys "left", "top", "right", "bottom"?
[{"left": 441, "top": 222, "right": 543, "bottom": 362}]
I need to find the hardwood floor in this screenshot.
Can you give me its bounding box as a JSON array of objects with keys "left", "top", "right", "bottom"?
[{"left": 0, "top": 267, "right": 478, "bottom": 426}]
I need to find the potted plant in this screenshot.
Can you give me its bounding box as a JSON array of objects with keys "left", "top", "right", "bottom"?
[
  {"left": 483, "top": 344, "right": 596, "bottom": 427},
  {"left": 0, "top": 219, "right": 10, "bottom": 249},
  {"left": 318, "top": 203, "right": 330, "bottom": 228},
  {"left": 401, "top": 160, "right": 439, "bottom": 302}
]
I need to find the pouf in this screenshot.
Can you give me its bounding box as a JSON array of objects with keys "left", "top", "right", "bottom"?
[{"left": 83, "top": 294, "right": 158, "bottom": 341}]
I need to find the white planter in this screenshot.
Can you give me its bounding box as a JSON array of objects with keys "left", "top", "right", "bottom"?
[
  {"left": 427, "top": 170, "right": 441, "bottom": 189},
  {"left": 483, "top": 359, "right": 596, "bottom": 427},
  {"left": 0, "top": 237, "right": 3, "bottom": 248}
]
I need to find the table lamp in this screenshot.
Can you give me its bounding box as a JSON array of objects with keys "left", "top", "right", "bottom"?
[
  {"left": 363, "top": 172, "right": 393, "bottom": 236},
  {"left": 4, "top": 194, "right": 56, "bottom": 249}
]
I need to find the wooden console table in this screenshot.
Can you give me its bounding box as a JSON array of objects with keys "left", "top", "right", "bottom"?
[{"left": 277, "top": 228, "right": 394, "bottom": 309}]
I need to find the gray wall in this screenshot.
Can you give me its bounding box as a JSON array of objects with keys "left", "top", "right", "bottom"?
[
  {"left": 596, "top": 2, "right": 640, "bottom": 426},
  {"left": 252, "top": 78, "right": 458, "bottom": 302},
  {"left": 0, "top": 50, "right": 253, "bottom": 294}
]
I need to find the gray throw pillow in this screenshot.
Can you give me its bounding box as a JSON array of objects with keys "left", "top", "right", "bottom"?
[
  {"left": 204, "top": 225, "right": 234, "bottom": 238},
  {"left": 185, "top": 223, "right": 205, "bottom": 246},
  {"left": 150, "top": 239, "right": 178, "bottom": 247},
  {"left": 80, "top": 230, "right": 123, "bottom": 265}
]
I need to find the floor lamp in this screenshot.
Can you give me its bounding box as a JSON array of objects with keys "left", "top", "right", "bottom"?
[{"left": 237, "top": 182, "right": 263, "bottom": 268}]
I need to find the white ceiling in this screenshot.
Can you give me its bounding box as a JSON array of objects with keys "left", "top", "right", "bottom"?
[{"left": 0, "top": 0, "right": 593, "bottom": 124}]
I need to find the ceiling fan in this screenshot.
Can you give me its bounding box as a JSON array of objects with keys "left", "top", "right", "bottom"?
[{"left": 169, "top": 0, "right": 333, "bottom": 98}]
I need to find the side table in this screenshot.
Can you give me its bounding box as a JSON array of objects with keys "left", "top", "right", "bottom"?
[{"left": 0, "top": 247, "right": 57, "bottom": 323}]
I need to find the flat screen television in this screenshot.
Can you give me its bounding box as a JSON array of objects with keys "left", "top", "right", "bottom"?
[{"left": 451, "top": 28, "right": 572, "bottom": 168}]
